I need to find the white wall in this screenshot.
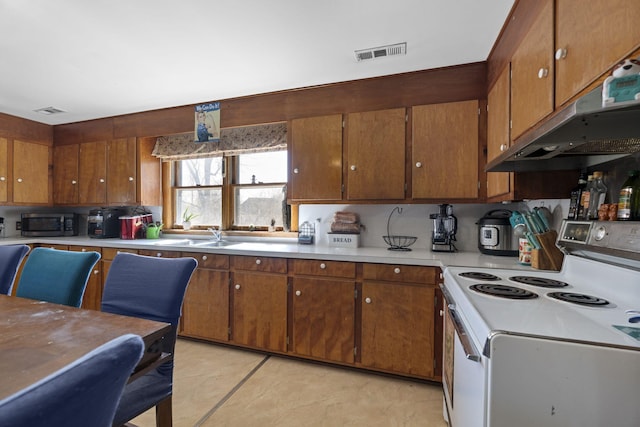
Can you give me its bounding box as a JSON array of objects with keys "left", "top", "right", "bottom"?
[{"left": 299, "top": 199, "right": 569, "bottom": 252}]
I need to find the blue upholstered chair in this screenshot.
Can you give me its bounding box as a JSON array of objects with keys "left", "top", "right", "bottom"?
[
  {"left": 15, "top": 247, "right": 101, "bottom": 307},
  {"left": 0, "top": 333, "right": 144, "bottom": 427},
  {"left": 101, "top": 252, "right": 197, "bottom": 427},
  {"left": 0, "top": 244, "right": 30, "bottom": 295}
]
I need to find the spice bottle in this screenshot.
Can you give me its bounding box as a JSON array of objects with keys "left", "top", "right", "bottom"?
[
  {"left": 617, "top": 170, "right": 640, "bottom": 221},
  {"left": 568, "top": 172, "right": 587, "bottom": 219},
  {"left": 587, "top": 171, "right": 607, "bottom": 220},
  {"left": 578, "top": 174, "right": 593, "bottom": 220}
]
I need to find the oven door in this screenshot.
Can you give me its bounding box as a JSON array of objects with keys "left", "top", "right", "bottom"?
[{"left": 442, "top": 286, "right": 486, "bottom": 427}]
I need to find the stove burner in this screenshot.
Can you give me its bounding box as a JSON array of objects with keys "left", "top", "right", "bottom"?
[
  {"left": 459, "top": 272, "right": 501, "bottom": 281},
  {"left": 509, "top": 276, "right": 569, "bottom": 288},
  {"left": 469, "top": 284, "right": 538, "bottom": 299},
  {"left": 547, "top": 292, "right": 609, "bottom": 306}
]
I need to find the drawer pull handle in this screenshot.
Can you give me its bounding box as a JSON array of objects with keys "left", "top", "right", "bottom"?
[
  {"left": 156, "top": 252, "right": 162, "bottom": 257},
  {"left": 394, "top": 267, "right": 401, "bottom": 274},
  {"left": 202, "top": 255, "right": 208, "bottom": 261},
  {"left": 255, "top": 259, "right": 261, "bottom": 265},
  {"left": 320, "top": 263, "right": 326, "bottom": 269}
]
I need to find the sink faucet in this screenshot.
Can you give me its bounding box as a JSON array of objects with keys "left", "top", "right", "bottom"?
[{"left": 207, "top": 227, "right": 222, "bottom": 242}]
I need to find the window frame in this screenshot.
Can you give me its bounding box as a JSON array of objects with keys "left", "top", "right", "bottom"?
[{"left": 169, "top": 151, "right": 288, "bottom": 231}]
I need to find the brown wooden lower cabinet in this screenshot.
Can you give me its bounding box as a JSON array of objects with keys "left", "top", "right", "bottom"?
[
  {"left": 180, "top": 252, "right": 230, "bottom": 342},
  {"left": 174, "top": 254, "right": 440, "bottom": 381},
  {"left": 67, "top": 245, "right": 102, "bottom": 311}
]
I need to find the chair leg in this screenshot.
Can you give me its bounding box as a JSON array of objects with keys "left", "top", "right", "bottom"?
[{"left": 156, "top": 396, "right": 173, "bottom": 427}]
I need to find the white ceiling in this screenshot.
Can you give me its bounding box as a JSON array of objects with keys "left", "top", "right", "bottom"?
[{"left": 0, "top": 0, "right": 514, "bottom": 126}]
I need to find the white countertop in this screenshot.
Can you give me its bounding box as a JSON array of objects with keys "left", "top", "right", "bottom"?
[{"left": 2, "top": 236, "right": 536, "bottom": 271}]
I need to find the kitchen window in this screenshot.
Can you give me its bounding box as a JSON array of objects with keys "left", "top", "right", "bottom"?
[{"left": 173, "top": 150, "right": 287, "bottom": 230}]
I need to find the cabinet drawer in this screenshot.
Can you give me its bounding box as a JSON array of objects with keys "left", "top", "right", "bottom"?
[
  {"left": 187, "top": 252, "right": 229, "bottom": 270},
  {"left": 102, "top": 247, "right": 138, "bottom": 261},
  {"left": 138, "top": 249, "right": 182, "bottom": 258},
  {"left": 68, "top": 245, "right": 102, "bottom": 254},
  {"left": 362, "top": 264, "right": 436, "bottom": 284},
  {"left": 232, "top": 255, "right": 287, "bottom": 273},
  {"left": 292, "top": 259, "right": 356, "bottom": 278}
]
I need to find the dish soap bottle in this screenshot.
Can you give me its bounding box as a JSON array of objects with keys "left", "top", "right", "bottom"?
[
  {"left": 617, "top": 170, "right": 640, "bottom": 221},
  {"left": 587, "top": 171, "right": 607, "bottom": 220}
]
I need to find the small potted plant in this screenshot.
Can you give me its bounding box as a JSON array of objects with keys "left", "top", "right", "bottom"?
[{"left": 182, "top": 208, "right": 198, "bottom": 231}]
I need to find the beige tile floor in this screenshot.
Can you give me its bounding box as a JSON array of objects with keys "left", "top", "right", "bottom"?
[{"left": 131, "top": 339, "right": 447, "bottom": 427}]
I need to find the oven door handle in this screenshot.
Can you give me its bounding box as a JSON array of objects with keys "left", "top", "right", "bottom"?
[{"left": 447, "top": 304, "right": 481, "bottom": 362}]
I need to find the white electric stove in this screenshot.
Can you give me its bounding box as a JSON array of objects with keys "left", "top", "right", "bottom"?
[{"left": 441, "top": 220, "right": 640, "bottom": 427}]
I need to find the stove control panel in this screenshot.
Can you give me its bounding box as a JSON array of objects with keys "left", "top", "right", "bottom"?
[{"left": 559, "top": 220, "right": 640, "bottom": 262}]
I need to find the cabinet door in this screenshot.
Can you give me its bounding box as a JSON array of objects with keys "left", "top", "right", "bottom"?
[
  {"left": 361, "top": 281, "right": 435, "bottom": 378},
  {"left": 290, "top": 115, "right": 343, "bottom": 201},
  {"left": 0, "top": 138, "right": 8, "bottom": 203},
  {"left": 79, "top": 141, "right": 107, "bottom": 205},
  {"left": 13, "top": 140, "right": 49, "bottom": 204},
  {"left": 232, "top": 271, "right": 287, "bottom": 352},
  {"left": 291, "top": 277, "right": 354, "bottom": 363},
  {"left": 487, "top": 65, "right": 512, "bottom": 199},
  {"left": 346, "top": 108, "right": 405, "bottom": 200},
  {"left": 555, "top": 0, "right": 640, "bottom": 107},
  {"left": 107, "top": 138, "right": 137, "bottom": 205},
  {"left": 182, "top": 268, "right": 230, "bottom": 341},
  {"left": 412, "top": 100, "right": 479, "bottom": 199},
  {"left": 53, "top": 144, "right": 79, "bottom": 205},
  {"left": 511, "top": 0, "right": 553, "bottom": 140}
]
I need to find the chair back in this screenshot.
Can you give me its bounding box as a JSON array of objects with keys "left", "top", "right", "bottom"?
[
  {"left": 16, "top": 247, "right": 101, "bottom": 307},
  {"left": 0, "top": 333, "right": 144, "bottom": 427},
  {"left": 0, "top": 244, "right": 30, "bottom": 295},
  {"left": 101, "top": 253, "right": 197, "bottom": 426}
]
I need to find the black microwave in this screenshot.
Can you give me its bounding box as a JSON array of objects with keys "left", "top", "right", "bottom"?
[{"left": 21, "top": 213, "right": 80, "bottom": 237}]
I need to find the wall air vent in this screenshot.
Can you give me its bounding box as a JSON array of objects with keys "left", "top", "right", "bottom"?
[
  {"left": 34, "top": 106, "right": 66, "bottom": 115},
  {"left": 355, "top": 42, "right": 406, "bottom": 62}
]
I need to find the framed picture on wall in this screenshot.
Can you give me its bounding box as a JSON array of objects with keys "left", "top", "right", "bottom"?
[{"left": 195, "top": 102, "right": 220, "bottom": 143}]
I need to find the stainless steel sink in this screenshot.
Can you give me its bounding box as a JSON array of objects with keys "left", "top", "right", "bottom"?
[
  {"left": 190, "top": 240, "right": 234, "bottom": 247},
  {"left": 151, "top": 239, "right": 194, "bottom": 246}
]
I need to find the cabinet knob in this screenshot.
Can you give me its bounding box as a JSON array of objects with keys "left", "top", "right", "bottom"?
[
  {"left": 394, "top": 267, "right": 401, "bottom": 274},
  {"left": 293, "top": 168, "right": 299, "bottom": 174},
  {"left": 128, "top": 177, "right": 134, "bottom": 182},
  {"left": 99, "top": 178, "right": 105, "bottom": 183},
  {"left": 93, "top": 269, "right": 99, "bottom": 275},
  {"left": 439, "top": 309, "right": 444, "bottom": 317},
  {"left": 555, "top": 48, "right": 567, "bottom": 60},
  {"left": 235, "top": 284, "right": 241, "bottom": 290},
  {"left": 350, "top": 165, "right": 356, "bottom": 171},
  {"left": 0, "top": 176, "right": 5, "bottom": 181},
  {"left": 71, "top": 180, "right": 77, "bottom": 185},
  {"left": 415, "top": 162, "right": 422, "bottom": 168},
  {"left": 320, "top": 263, "right": 326, "bottom": 269},
  {"left": 202, "top": 255, "right": 208, "bottom": 261},
  {"left": 500, "top": 143, "right": 508, "bottom": 152},
  {"left": 365, "top": 297, "right": 372, "bottom": 304},
  {"left": 16, "top": 178, "right": 23, "bottom": 183},
  {"left": 156, "top": 252, "right": 162, "bottom": 257},
  {"left": 537, "top": 68, "right": 549, "bottom": 79},
  {"left": 295, "top": 290, "right": 301, "bottom": 296},
  {"left": 255, "top": 259, "right": 261, "bottom": 265}
]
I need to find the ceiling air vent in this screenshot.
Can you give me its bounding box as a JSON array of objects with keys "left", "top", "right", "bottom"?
[
  {"left": 34, "top": 106, "right": 66, "bottom": 115},
  {"left": 355, "top": 42, "right": 406, "bottom": 62}
]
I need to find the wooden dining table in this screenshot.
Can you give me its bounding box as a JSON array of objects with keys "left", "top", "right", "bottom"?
[{"left": 0, "top": 294, "right": 171, "bottom": 400}]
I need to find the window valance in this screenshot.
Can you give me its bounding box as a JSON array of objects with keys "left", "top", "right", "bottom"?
[{"left": 152, "top": 122, "right": 287, "bottom": 161}]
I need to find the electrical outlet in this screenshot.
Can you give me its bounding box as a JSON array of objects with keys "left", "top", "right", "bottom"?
[{"left": 16, "top": 221, "right": 21, "bottom": 230}]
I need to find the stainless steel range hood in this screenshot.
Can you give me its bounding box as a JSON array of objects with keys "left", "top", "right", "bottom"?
[{"left": 486, "top": 87, "right": 640, "bottom": 172}]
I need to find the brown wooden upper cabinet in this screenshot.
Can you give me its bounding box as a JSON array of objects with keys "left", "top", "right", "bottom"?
[
  {"left": 53, "top": 137, "right": 160, "bottom": 206},
  {"left": 487, "top": 66, "right": 512, "bottom": 200},
  {"left": 0, "top": 138, "right": 9, "bottom": 203},
  {"left": 510, "top": 0, "right": 554, "bottom": 142},
  {"left": 289, "top": 114, "right": 343, "bottom": 201},
  {"left": 13, "top": 139, "right": 50, "bottom": 205},
  {"left": 412, "top": 100, "right": 479, "bottom": 200},
  {"left": 554, "top": 0, "right": 640, "bottom": 108},
  {"left": 346, "top": 108, "right": 406, "bottom": 201}
]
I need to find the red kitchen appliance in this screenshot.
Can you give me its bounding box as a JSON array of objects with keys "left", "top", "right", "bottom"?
[{"left": 119, "top": 214, "right": 152, "bottom": 240}]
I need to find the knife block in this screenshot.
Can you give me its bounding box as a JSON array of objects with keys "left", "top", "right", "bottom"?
[{"left": 531, "top": 230, "right": 564, "bottom": 271}]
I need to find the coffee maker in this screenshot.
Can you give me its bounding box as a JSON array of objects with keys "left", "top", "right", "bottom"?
[
  {"left": 88, "top": 208, "right": 126, "bottom": 238},
  {"left": 430, "top": 204, "right": 457, "bottom": 252}
]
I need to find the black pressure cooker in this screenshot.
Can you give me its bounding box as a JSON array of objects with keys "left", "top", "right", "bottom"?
[{"left": 477, "top": 209, "right": 518, "bottom": 256}]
